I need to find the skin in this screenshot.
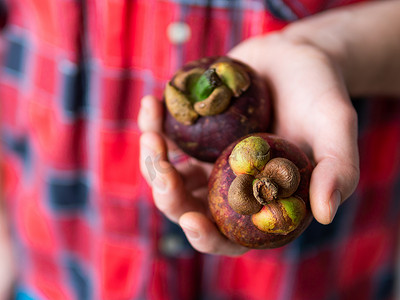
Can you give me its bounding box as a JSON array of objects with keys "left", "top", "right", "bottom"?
[
  {"left": 139, "top": 0, "right": 400, "bottom": 256},
  {"left": 0, "top": 204, "right": 16, "bottom": 298}
]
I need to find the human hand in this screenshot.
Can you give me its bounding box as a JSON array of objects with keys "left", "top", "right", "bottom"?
[
  {"left": 138, "top": 32, "right": 360, "bottom": 255},
  {"left": 225, "top": 0, "right": 400, "bottom": 228},
  {"left": 137, "top": 0, "right": 400, "bottom": 255},
  {"left": 228, "top": 32, "right": 359, "bottom": 225},
  {"left": 138, "top": 96, "right": 249, "bottom": 256},
  {"left": 138, "top": 33, "right": 359, "bottom": 255}
]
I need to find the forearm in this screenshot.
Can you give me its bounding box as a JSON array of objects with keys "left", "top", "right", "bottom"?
[
  {"left": 283, "top": 0, "right": 400, "bottom": 97},
  {"left": 0, "top": 204, "right": 15, "bottom": 298},
  {"left": 0, "top": 155, "right": 16, "bottom": 297}
]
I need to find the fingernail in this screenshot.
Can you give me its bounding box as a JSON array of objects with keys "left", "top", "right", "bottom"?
[
  {"left": 329, "top": 190, "right": 341, "bottom": 222},
  {"left": 182, "top": 226, "right": 200, "bottom": 240}
]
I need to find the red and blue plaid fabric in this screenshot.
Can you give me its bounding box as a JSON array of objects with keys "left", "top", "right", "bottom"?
[{"left": 0, "top": 0, "right": 399, "bottom": 299}]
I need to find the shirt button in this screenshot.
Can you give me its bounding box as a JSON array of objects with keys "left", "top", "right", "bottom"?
[
  {"left": 167, "top": 22, "right": 191, "bottom": 45},
  {"left": 159, "top": 234, "right": 186, "bottom": 256}
]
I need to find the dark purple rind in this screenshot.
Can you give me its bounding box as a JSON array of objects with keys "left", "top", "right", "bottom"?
[
  {"left": 163, "top": 56, "right": 271, "bottom": 162},
  {"left": 208, "top": 133, "right": 313, "bottom": 249}
]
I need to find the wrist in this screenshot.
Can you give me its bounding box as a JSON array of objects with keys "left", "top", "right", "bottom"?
[
  {"left": 280, "top": 13, "right": 350, "bottom": 88},
  {"left": 280, "top": 2, "right": 400, "bottom": 97}
]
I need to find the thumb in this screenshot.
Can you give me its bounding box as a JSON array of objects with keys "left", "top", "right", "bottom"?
[
  {"left": 310, "top": 156, "right": 359, "bottom": 224},
  {"left": 309, "top": 105, "right": 360, "bottom": 225}
]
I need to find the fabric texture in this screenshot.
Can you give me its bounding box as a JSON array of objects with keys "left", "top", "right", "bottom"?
[{"left": 0, "top": 0, "right": 399, "bottom": 299}]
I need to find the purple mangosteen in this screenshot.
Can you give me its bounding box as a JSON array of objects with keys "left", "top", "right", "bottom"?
[{"left": 163, "top": 56, "right": 271, "bottom": 162}]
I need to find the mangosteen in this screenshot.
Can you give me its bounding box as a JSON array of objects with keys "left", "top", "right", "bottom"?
[
  {"left": 208, "top": 133, "right": 314, "bottom": 249},
  {"left": 163, "top": 56, "right": 271, "bottom": 162}
]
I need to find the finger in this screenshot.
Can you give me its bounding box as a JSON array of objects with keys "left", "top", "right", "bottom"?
[
  {"left": 138, "top": 95, "right": 186, "bottom": 156},
  {"left": 310, "top": 156, "right": 359, "bottom": 224},
  {"left": 309, "top": 101, "right": 360, "bottom": 224},
  {"left": 140, "top": 132, "right": 205, "bottom": 223},
  {"left": 179, "top": 212, "right": 248, "bottom": 256},
  {"left": 177, "top": 162, "right": 209, "bottom": 192},
  {"left": 138, "top": 95, "right": 164, "bottom": 133}
]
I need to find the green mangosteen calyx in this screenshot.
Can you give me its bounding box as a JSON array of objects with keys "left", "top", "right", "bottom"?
[
  {"left": 164, "top": 61, "right": 251, "bottom": 125},
  {"left": 227, "top": 136, "right": 305, "bottom": 236},
  {"left": 189, "top": 68, "right": 222, "bottom": 103}
]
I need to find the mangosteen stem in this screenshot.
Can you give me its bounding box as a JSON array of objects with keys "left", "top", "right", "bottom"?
[
  {"left": 189, "top": 68, "right": 222, "bottom": 103},
  {"left": 253, "top": 177, "right": 278, "bottom": 205}
]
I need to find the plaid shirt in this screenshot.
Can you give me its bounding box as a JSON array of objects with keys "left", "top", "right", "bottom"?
[{"left": 1, "top": 0, "right": 400, "bottom": 299}]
